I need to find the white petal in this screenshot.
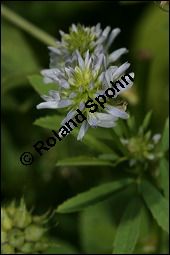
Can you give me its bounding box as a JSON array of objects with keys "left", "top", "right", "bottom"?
[
  {"left": 77, "top": 121, "right": 89, "bottom": 140},
  {"left": 43, "top": 77, "right": 53, "bottom": 84},
  {"left": 85, "top": 50, "right": 90, "bottom": 66},
  {"left": 87, "top": 114, "right": 98, "bottom": 126},
  {"left": 97, "top": 120, "right": 117, "bottom": 128},
  {"left": 94, "top": 90, "right": 105, "bottom": 97},
  {"left": 108, "top": 48, "right": 128, "bottom": 63},
  {"left": 40, "top": 95, "right": 53, "bottom": 102},
  {"left": 93, "top": 112, "right": 118, "bottom": 121},
  {"left": 61, "top": 109, "right": 77, "bottom": 125},
  {"left": 152, "top": 134, "right": 161, "bottom": 143},
  {"left": 94, "top": 44, "right": 103, "bottom": 53},
  {"left": 96, "top": 36, "right": 106, "bottom": 44},
  {"left": 112, "top": 62, "right": 130, "bottom": 81},
  {"left": 105, "top": 105, "right": 129, "bottom": 119},
  {"left": 36, "top": 101, "right": 59, "bottom": 109},
  {"left": 89, "top": 81, "right": 95, "bottom": 89},
  {"left": 102, "top": 26, "right": 111, "bottom": 37},
  {"left": 105, "top": 28, "right": 121, "bottom": 50},
  {"left": 79, "top": 102, "right": 85, "bottom": 111},
  {"left": 48, "top": 47, "right": 62, "bottom": 55},
  {"left": 69, "top": 92, "right": 77, "bottom": 98},
  {"left": 72, "top": 24, "right": 78, "bottom": 32},
  {"left": 58, "top": 99, "right": 73, "bottom": 108},
  {"left": 59, "top": 30, "right": 65, "bottom": 36},
  {"left": 59, "top": 81, "right": 70, "bottom": 89},
  {"left": 48, "top": 90, "right": 60, "bottom": 100},
  {"left": 76, "top": 50, "right": 84, "bottom": 69}
]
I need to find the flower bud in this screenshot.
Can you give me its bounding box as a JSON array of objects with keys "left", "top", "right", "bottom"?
[
  {"left": 12, "top": 200, "right": 32, "bottom": 229},
  {"left": 8, "top": 228, "right": 25, "bottom": 248},
  {"left": 20, "top": 242, "right": 35, "bottom": 253},
  {"left": 1, "top": 208, "right": 13, "bottom": 230},
  {"left": 1, "top": 230, "right": 7, "bottom": 244},
  {"left": 24, "top": 224, "right": 45, "bottom": 242},
  {"left": 1, "top": 243, "right": 15, "bottom": 254}
]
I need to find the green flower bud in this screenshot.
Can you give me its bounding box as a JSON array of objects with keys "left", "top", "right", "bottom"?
[
  {"left": 24, "top": 224, "right": 45, "bottom": 242},
  {"left": 34, "top": 237, "right": 50, "bottom": 252},
  {"left": 1, "top": 230, "right": 7, "bottom": 244},
  {"left": 13, "top": 200, "right": 32, "bottom": 229},
  {"left": 1, "top": 243, "right": 15, "bottom": 254},
  {"left": 1, "top": 198, "right": 53, "bottom": 254},
  {"left": 8, "top": 228, "right": 25, "bottom": 248},
  {"left": 19, "top": 242, "right": 35, "bottom": 253},
  {"left": 6, "top": 201, "right": 16, "bottom": 217},
  {"left": 1, "top": 208, "right": 13, "bottom": 230}
]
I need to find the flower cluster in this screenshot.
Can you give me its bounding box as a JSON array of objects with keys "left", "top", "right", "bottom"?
[
  {"left": 120, "top": 114, "right": 162, "bottom": 170},
  {"left": 1, "top": 199, "right": 51, "bottom": 254},
  {"left": 37, "top": 24, "right": 134, "bottom": 140}
]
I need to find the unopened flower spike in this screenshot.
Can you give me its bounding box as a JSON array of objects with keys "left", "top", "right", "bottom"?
[
  {"left": 121, "top": 119, "right": 162, "bottom": 169},
  {"left": 1, "top": 198, "right": 55, "bottom": 254},
  {"left": 48, "top": 23, "right": 128, "bottom": 68}
]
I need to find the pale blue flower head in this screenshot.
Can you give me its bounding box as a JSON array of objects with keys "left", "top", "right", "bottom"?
[
  {"left": 48, "top": 23, "right": 128, "bottom": 68},
  {"left": 37, "top": 49, "right": 134, "bottom": 140}
]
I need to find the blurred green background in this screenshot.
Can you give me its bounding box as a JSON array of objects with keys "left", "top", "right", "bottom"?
[{"left": 1, "top": 1, "right": 169, "bottom": 254}]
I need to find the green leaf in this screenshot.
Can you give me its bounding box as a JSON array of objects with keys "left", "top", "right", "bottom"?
[
  {"left": 79, "top": 203, "right": 115, "bottom": 254},
  {"left": 46, "top": 238, "right": 79, "bottom": 254},
  {"left": 56, "top": 178, "right": 133, "bottom": 213},
  {"left": 34, "top": 115, "right": 114, "bottom": 154},
  {"left": 1, "top": 20, "right": 39, "bottom": 93},
  {"left": 161, "top": 118, "right": 169, "bottom": 152},
  {"left": 28, "top": 75, "right": 58, "bottom": 95},
  {"left": 113, "top": 197, "right": 141, "bottom": 254},
  {"left": 159, "top": 158, "right": 169, "bottom": 200},
  {"left": 127, "top": 115, "right": 136, "bottom": 135},
  {"left": 56, "top": 156, "right": 114, "bottom": 167},
  {"left": 141, "top": 180, "right": 169, "bottom": 233},
  {"left": 86, "top": 127, "right": 112, "bottom": 140},
  {"left": 98, "top": 153, "right": 119, "bottom": 161}
]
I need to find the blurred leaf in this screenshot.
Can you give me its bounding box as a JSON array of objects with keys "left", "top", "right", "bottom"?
[
  {"left": 56, "top": 156, "right": 114, "bottom": 167},
  {"left": 34, "top": 115, "right": 114, "bottom": 154},
  {"left": 127, "top": 115, "right": 136, "bottom": 135},
  {"left": 46, "top": 238, "right": 79, "bottom": 254},
  {"left": 85, "top": 126, "right": 112, "bottom": 140},
  {"left": 56, "top": 178, "right": 133, "bottom": 213},
  {"left": 141, "top": 110, "right": 153, "bottom": 132},
  {"left": 141, "top": 180, "right": 169, "bottom": 233},
  {"left": 28, "top": 75, "right": 58, "bottom": 95},
  {"left": 113, "top": 196, "right": 141, "bottom": 254},
  {"left": 161, "top": 118, "right": 169, "bottom": 152},
  {"left": 159, "top": 158, "right": 169, "bottom": 200},
  {"left": 98, "top": 153, "right": 119, "bottom": 161},
  {"left": 1, "top": 20, "right": 39, "bottom": 93},
  {"left": 79, "top": 203, "right": 115, "bottom": 254},
  {"left": 132, "top": 5, "right": 169, "bottom": 125}
]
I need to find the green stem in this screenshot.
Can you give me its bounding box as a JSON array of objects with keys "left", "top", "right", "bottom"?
[
  {"left": 109, "top": 128, "right": 131, "bottom": 157},
  {"left": 1, "top": 4, "right": 57, "bottom": 47}
]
